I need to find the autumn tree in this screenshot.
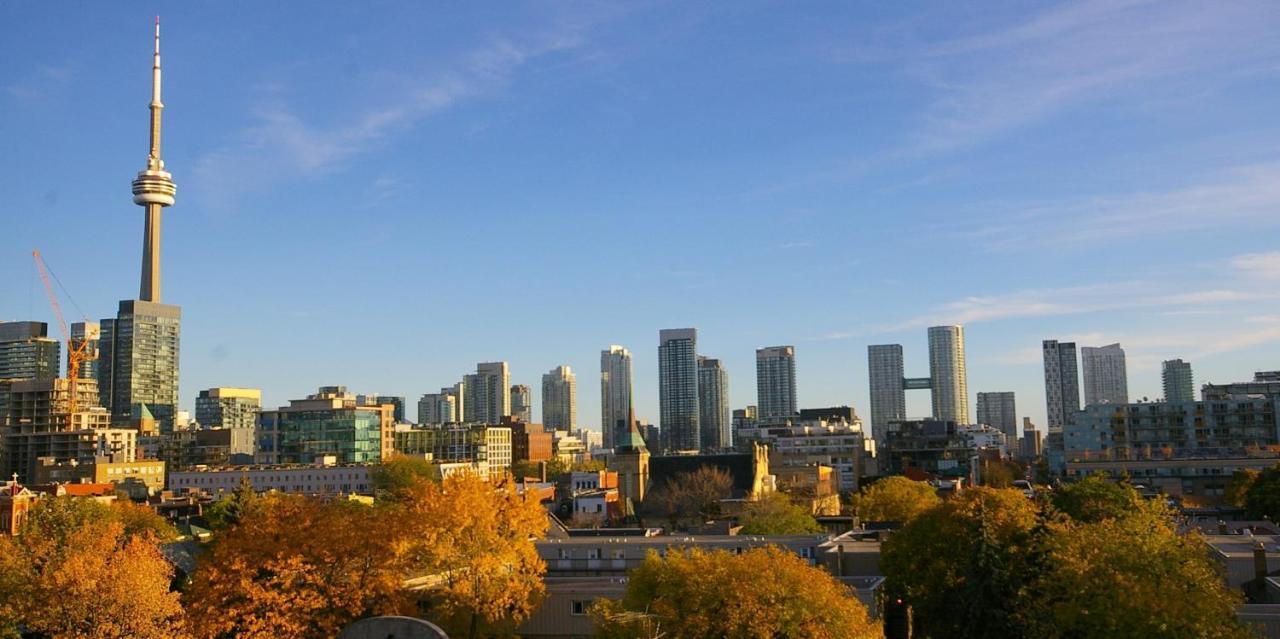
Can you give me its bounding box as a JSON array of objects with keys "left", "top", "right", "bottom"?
[
  {"left": 396, "top": 471, "right": 548, "bottom": 639},
  {"left": 848, "top": 476, "right": 941, "bottom": 524},
  {"left": 185, "top": 494, "right": 412, "bottom": 639},
  {"left": 738, "top": 491, "right": 822, "bottom": 535},
  {"left": 1050, "top": 474, "right": 1141, "bottom": 523},
  {"left": 655, "top": 465, "right": 734, "bottom": 528},
  {"left": 1245, "top": 463, "right": 1280, "bottom": 521},
  {"left": 0, "top": 498, "right": 185, "bottom": 639},
  {"left": 591, "top": 546, "right": 879, "bottom": 639},
  {"left": 1021, "top": 500, "right": 1251, "bottom": 638},
  {"left": 881, "top": 487, "right": 1039, "bottom": 637},
  {"left": 1224, "top": 469, "right": 1259, "bottom": 508}
]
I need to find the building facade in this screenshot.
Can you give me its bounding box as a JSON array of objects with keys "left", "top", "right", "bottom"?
[
  {"left": 1163, "top": 359, "right": 1195, "bottom": 403},
  {"left": 867, "top": 344, "right": 906, "bottom": 444},
  {"left": 417, "top": 388, "right": 459, "bottom": 425},
  {"left": 0, "top": 321, "right": 61, "bottom": 421},
  {"left": 394, "top": 424, "right": 513, "bottom": 477},
  {"left": 975, "top": 391, "right": 1017, "bottom": 443},
  {"left": 1082, "top": 343, "right": 1128, "bottom": 406},
  {"left": 658, "top": 329, "right": 699, "bottom": 452},
  {"left": 463, "top": 362, "right": 510, "bottom": 424},
  {"left": 511, "top": 384, "right": 533, "bottom": 423},
  {"left": 69, "top": 322, "right": 100, "bottom": 381},
  {"left": 194, "top": 387, "right": 260, "bottom": 429},
  {"left": 600, "top": 345, "right": 633, "bottom": 450},
  {"left": 737, "top": 418, "right": 868, "bottom": 492},
  {"left": 542, "top": 366, "right": 577, "bottom": 431},
  {"left": 927, "top": 326, "right": 969, "bottom": 424},
  {"left": 169, "top": 462, "right": 374, "bottom": 496},
  {"left": 256, "top": 386, "right": 394, "bottom": 465},
  {"left": 100, "top": 300, "right": 181, "bottom": 430},
  {"left": 1042, "top": 340, "right": 1081, "bottom": 434},
  {"left": 697, "top": 357, "right": 731, "bottom": 451},
  {"left": 755, "top": 346, "right": 797, "bottom": 421}
]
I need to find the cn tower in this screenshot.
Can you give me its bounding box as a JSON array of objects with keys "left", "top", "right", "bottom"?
[{"left": 130, "top": 17, "right": 176, "bottom": 303}]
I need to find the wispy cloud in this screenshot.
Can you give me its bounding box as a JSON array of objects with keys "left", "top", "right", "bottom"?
[
  {"left": 903, "top": 0, "right": 1279, "bottom": 152},
  {"left": 950, "top": 162, "right": 1280, "bottom": 247},
  {"left": 5, "top": 64, "right": 73, "bottom": 101},
  {"left": 192, "top": 23, "right": 593, "bottom": 207},
  {"left": 1232, "top": 251, "right": 1280, "bottom": 279}
]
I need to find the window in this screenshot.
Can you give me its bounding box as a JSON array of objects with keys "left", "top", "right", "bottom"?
[{"left": 571, "top": 601, "right": 587, "bottom": 616}]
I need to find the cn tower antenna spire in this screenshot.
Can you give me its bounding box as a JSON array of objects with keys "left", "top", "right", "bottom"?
[{"left": 132, "top": 16, "right": 177, "bottom": 302}]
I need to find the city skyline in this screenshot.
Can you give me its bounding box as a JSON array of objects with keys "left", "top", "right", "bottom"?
[{"left": 3, "top": 5, "right": 1280, "bottom": 433}]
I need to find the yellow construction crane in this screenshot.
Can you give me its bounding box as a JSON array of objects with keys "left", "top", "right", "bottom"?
[{"left": 32, "top": 250, "right": 96, "bottom": 424}]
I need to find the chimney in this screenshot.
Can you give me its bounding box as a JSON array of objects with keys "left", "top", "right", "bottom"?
[{"left": 1255, "top": 541, "right": 1269, "bottom": 582}]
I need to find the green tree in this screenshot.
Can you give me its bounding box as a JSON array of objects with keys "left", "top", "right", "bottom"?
[
  {"left": 372, "top": 455, "right": 442, "bottom": 497},
  {"left": 1224, "top": 469, "right": 1259, "bottom": 508},
  {"left": 1051, "top": 474, "right": 1141, "bottom": 523},
  {"left": 738, "top": 491, "right": 822, "bottom": 535},
  {"left": 1022, "top": 500, "right": 1250, "bottom": 638},
  {"left": 592, "top": 547, "right": 879, "bottom": 639},
  {"left": 1245, "top": 463, "right": 1280, "bottom": 521},
  {"left": 880, "top": 487, "right": 1039, "bottom": 638},
  {"left": 849, "top": 476, "right": 941, "bottom": 524},
  {"left": 204, "top": 475, "right": 260, "bottom": 530}
]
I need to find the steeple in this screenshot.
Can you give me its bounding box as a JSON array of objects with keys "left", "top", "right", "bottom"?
[{"left": 131, "top": 16, "right": 177, "bottom": 303}]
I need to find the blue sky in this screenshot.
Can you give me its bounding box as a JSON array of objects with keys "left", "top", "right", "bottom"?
[{"left": 3, "top": 2, "right": 1280, "bottom": 433}]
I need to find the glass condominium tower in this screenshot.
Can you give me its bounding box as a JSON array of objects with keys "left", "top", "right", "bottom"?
[
  {"left": 1042, "top": 340, "right": 1081, "bottom": 434},
  {"left": 698, "top": 356, "right": 731, "bottom": 451},
  {"left": 600, "top": 345, "right": 633, "bottom": 450},
  {"left": 928, "top": 325, "right": 969, "bottom": 424},
  {"left": 755, "top": 345, "right": 797, "bottom": 422},
  {"left": 867, "top": 344, "right": 906, "bottom": 443},
  {"left": 1162, "top": 359, "right": 1194, "bottom": 403},
  {"left": 658, "top": 328, "right": 699, "bottom": 452},
  {"left": 1081, "top": 343, "right": 1129, "bottom": 406}
]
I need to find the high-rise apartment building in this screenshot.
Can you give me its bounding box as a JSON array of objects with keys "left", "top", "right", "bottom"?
[
  {"left": 600, "top": 345, "right": 633, "bottom": 450},
  {"left": 463, "top": 362, "right": 510, "bottom": 424},
  {"left": 0, "top": 322, "right": 61, "bottom": 422},
  {"left": 417, "top": 388, "right": 459, "bottom": 425},
  {"left": 510, "top": 385, "right": 532, "bottom": 423},
  {"left": 697, "top": 356, "right": 731, "bottom": 451},
  {"left": 100, "top": 301, "right": 181, "bottom": 430},
  {"left": 1081, "top": 343, "right": 1128, "bottom": 406},
  {"left": 755, "top": 346, "right": 797, "bottom": 421},
  {"left": 1042, "top": 340, "right": 1080, "bottom": 433},
  {"left": 195, "top": 387, "right": 260, "bottom": 429},
  {"left": 541, "top": 365, "right": 577, "bottom": 430},
  {"left": 867, "top": 344, "right": 906, "bottom": 443},
  {"left": 928, "top": 326, "right": 969, "bottom": 423},
  {"left": 975, "top": 391, "right": 1017, "bottom": 443},
  {"left": 658, "top": 328, "right": 700, "bottom": 452},
  {"left": 1162, "top": 359, "right": 1194, "bottom": 403},
  {"left": 256, "top": 386, "right": 394, "bottom": 465}
]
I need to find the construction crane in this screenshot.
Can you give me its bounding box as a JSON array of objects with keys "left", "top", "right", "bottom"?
[{"left": 32, "top": 250, "right": 96, "bottom": 425}]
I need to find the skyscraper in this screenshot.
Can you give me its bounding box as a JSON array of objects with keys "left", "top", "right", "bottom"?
[
  {"left": 697, "top": 356, "right": 731, "bottom": 451},
  {"left": 755, "top": 346, "right": 797, "bottom": 422},
  {"left": 541, "top": 365, "right": 576, "bottom": 430},
  {"left": 1162, "top": 359, "right": 1195, "bottom": 403},
  {"left": 194, "top": 387, "right": 261, "bottom": 430},
  {"left": 463, "top": 362, "right": 510, "bottom": 424},
  {"left": 69, "top": 322, "right": 100, "bottom": 381},
  {"left": 658, "top": 328, "right": 699, "bottom": 452},
  {"left": 510, "top": 384, "right": 532, "bottom": 423},
  {"left": 928, "top": 326, "right": 969, "bottom": 423},
  {"left": 1042, "top": 340, "right": 1080, "bottom": 433},
  {"left": 417, "top": 388, "right": 459, "bottom": 425},
  {"left": 1081, "top": 343, "right": 1128, "bottom": 406},
  {"left": 867, "top": 344, "right": 905, "bottom": 443},
  {"left": 0, "top": 322, "right": 61, "bottom": 422},
  {"left": 600, "top": 345, "right": 633, "bottom": 450},
  {"left": 976, "top": 391, "right": 1017, "bottom": 444},
  {"left": 102, "top": 21, "right": 181, "bottom": 431}
]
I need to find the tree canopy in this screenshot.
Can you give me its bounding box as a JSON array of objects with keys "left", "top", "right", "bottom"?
[
  {"left": 1049, "top": 473, "right": 1142, "bottom": 523},
  {"left": 738, "top": 491, "right": 822, "bottom": 535},
  {"left": 849, "top": 476, "right": 941, "bottom": 524},
  {"left": 0, "top": 498, "right": 185, "bottom": 639},
  {"left": 372, "top": 454, "right": 442, "bottom": 497},
  {"left": 653, "top": 465, "right": 734, "bottom": 529},
  {"left": 1245, "top": 463, "right": 1280, "bottom": 522},
  {"left": 591, "top": 547, "right": 879, "bottom": 639}
]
